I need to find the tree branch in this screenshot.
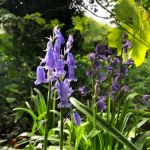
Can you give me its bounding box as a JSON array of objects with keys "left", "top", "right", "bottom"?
[{"left": 81, "top": 2, "right": 110, "bottom": 19}]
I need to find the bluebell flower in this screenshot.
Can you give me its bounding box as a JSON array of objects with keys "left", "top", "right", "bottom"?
[
  {"left": 95, "top": 44, "right": 101, "bottom": 53},
  {"left": 45, "top": 36, "right": 52, "bottom": 51},
  {"left": 105, "top": 48, "right": 112, "bottom": 55},
  {"left": 98, "top": 54, "right": 105, "bottom": 60},
  {"left": 79, "top": 86, "right": 88, "bottom": 95},
  {"left": 97, "top": 96, "right": 107, "bottom": 111},
  {"left": 53, "top": 26, "right": 65, "bottom": 44},
  {"left": 98, "top": 73, "right": 106, "bottom": 83},
  {"left": 89, "top": 53, "right": 95, "bottom": 62},
  {"left": 121, "top": 65, "right": 128, "bottom": 76},
  {"left": 124, "top": 59, "right": 133, "bottom": 66},
  {"left": 142, "top": 95, "right": 150, "bottom": 107},
  {"left": 54, "top": 38, "right": 62, "bottom": 59},
  {"left": 66, "top": 35, "right": 73, "bottom": 48},
  {"left": 112, "top": 58, "right": 120, "bottom": 65},
  {"left": 55, "top": 59, "right": 65, "bottom": 77},
  {"left": 111, "top": 82, "right": 119, "bottom": 92},
  {"left": 68, "top": 66, "right": 75, "bottom": 81},
  {"left": 66, "top": 52, "right": 75, "bottom": 67},
  {"left": 46, "top": 41, "right": 51, "bottom": 51},
  {"left": 122, "top": 85, "right": 129, "bottom": 92},
  {"left": 35, "top": 26, "right": 76, "bottom": 111},
  {"left": 106, "top": 66, "right": 113, "bottom": 74},
  {"left": 57, "top": 79, "right": 73, "bottom": 108},
  {"left": 86, "top": 69, "right": 93, "bottom": 77},
  {"left": 94, "top": 60, "right": 100, "bottom": 69},
  {"left": 95, "top": 44, "right": 105, "bottom": 55},
  {"left": 54, "top": 26, "right": 65, "bottom": 58},
  {"left": 34, "top": 66, "right": 48, "bottom": 85},
  {"left": 123, "top": 40, "right": 131, "bottom": 53},
  {"left": 45, "top": 50, "right": 55, "bottom": 70},
  {"left": 142, "top": 95, "right": 150, "bottom": 100},
  {"left": 73, "top": 112, "right": 82, "bottom": 126}
]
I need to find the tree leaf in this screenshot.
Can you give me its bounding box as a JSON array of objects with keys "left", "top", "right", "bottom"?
[{"left": 108, "top": 28, "right": 123, "bottom": 55}]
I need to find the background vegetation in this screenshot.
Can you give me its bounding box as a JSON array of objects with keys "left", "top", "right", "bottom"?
[{"left": 0, "top": 0, "right": 150, "bottom": 149}]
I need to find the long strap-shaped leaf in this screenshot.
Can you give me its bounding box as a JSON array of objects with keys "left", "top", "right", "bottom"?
[{"left": 70, "top": 97, "right": 138, "bottom": 150}]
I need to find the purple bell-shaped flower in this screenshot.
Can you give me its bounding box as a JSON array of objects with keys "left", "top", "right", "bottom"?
[
  {"left": 97, "top": 96, "right": 107, "bottom": 112},
  {"left": 73, "top": 112, "right": 82, "bottom": 126},
  {"left": 45, "top": 50, "right": 55, "bottom": 70},
  {"left": 66, "top": 35, "right": 73, "bottom": 48},
  {"left": 53, "top": 26, "right": 65, "bottom": 59},
  {"left": 57, "top": 80, "right": 72, "bottom": 108},
  {"left": 55, "top": 59, "right": 65, "bottom": 77},
  {"left": 66, "top": 52, "right": 75, "bottom": 67},
  {"left": 34, "top": 66, "right": 48, "bottom": 85},
  {"left": 68, "top": 66, "right": 75, "bottom": 81}
]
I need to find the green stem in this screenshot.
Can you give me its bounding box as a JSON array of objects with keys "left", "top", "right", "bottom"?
[
  {"left": 107, "top": 77, "right": 112, "bottom": 150},
  {"left": 93, "top": 94, "right": 97, "bottom": 150},
  {"left": 44, "top": 81, "right": 52, "bottom": 150},
  {"left": 92, "top": 69, "right": 97, "bottom": 150},
  {"left": 93, "top": 93, "right": 97, "bottom": 129},
  {"left": 60, "top": 108, "right": 64, "bottom": 150},
  {"left": 52, "top": 90, "right": 56, "bottom": 128},
  {"left": 107, "top": 77, "right": 111, "bottom": 123}
]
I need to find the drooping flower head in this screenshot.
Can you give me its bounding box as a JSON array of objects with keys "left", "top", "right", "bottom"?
[
  {"left": 34, "top": 66, "right": 48, "bottom": 85},
  {"left": 86, "top": 69, "right": 93, "bottom": 77},
  {"left": 66, "top": 35, "right": 73, "bottom": 49},
  {"left": 55, "top": 59, "right": 65, "bottom": 78},
  {"left": 53, "top": 26, "right": 65, "bottom": 44},
  {"left": 68, "top": 66, "right": 75, "bottom": 81},
  {"left": 111, "top": 82, "right": 119, "bottom": 92},
  {"left": 89, "top": 53, "right": 95, "bottom": 62},
  {"left": 97, "top": 96, "right": 107, "bottom": 112},
  {"left": 44, "top": 49, "right": 55, "bottom": 70},
  {"left": 53, "top": 26, "right": 65, "bottom": 58},
  {"left": 57, "top": 79, "right": 73, "bottom": 108},
  {"left": 79, "top": 86, "right": 88, "bottom": 95},
  {"left": 123, "top": 40, "right": 132, "bottom": 53},
  {"left": 73, "top": 112, "right": 82, "bottom": 126},
  {"left": 67, "top": 52, "right": 75, "bottom": 67}
]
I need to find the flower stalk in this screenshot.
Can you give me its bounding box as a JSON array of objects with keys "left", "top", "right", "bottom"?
[
  {"left": 92, "top": 69, "right": 97, "bottom": 150},
  {"left": 60, "top": 108, "right": 64, "bottom": 150},
  {"left": 43, "top": 80, "right": 52, "bottom": 150},
  {"left": 52, "top": 90, "right": 57, "bottom": 128}
]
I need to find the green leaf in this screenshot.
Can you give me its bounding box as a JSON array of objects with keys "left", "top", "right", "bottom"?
[
  {"left": 23, "top": 12, "right": 46, "bottom": 25},
  {"left": 75, "top": 125, "right": 85, "bottom": 150},
  {"left": 110, "top": 0, "right": 150, "bottom": 66},
  {"left": 35, "top": 17, "right": 46, "bottom": 25},
  {"left": 134, "top": 131, "right": 150, "bottom": 150},
  {"left": 48, "top": 127, "right": 69, "bottom": 135},
  {"left": 108, "top": 28, "right": 123, "bottom": 55},
  {"left": 13, "top": 107, "right": 37, "bottom": 121},
  {"left": 70, "top": 97, "right": 138, "bottom": 150},
  {"left": 34, "top": 88, "right": 47, "bottom": 115},
  {"left": 88, "top": 129, "right": 100, "bottom": 139}
]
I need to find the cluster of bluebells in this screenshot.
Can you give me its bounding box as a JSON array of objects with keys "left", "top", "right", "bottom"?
[
  {"left": 34, "top": 26, "right": 76, "bottom": 108},
  {"left": 84, "top": 35, "right": 133, "bottom": 112}
]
